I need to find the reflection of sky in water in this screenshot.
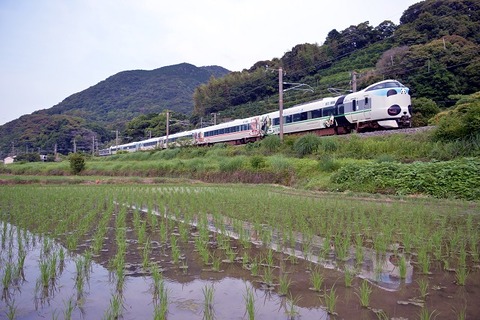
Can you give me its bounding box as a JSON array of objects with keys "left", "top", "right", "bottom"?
[
  {"left": 134, "top": 202, "right": 414, "bottom": 291},
  {"left": 1, "top": 223, "right": 327, "bottom": 319}
]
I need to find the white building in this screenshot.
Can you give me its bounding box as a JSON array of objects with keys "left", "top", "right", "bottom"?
[{"left": 3, "top": 156, "right": 15, "bottom": 164}]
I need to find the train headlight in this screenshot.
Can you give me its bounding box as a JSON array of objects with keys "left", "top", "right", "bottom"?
[{"left": 387, "top": 105, "right": 401, "bottom": 116}]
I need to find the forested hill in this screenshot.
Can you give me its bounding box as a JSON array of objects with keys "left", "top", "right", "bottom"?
[
  {"left": 43, "top": 63, "right": 229, "bottom": 124},
  {"left": 0, "top": 63, "right": 228, "bottom": 157}
]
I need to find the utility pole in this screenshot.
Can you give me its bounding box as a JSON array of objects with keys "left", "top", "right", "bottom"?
[
  {"left": 279, "top": 67, "right": 284, "bottom": 142},
  {"left": 116, "top": 130, "right": 119, "bottom": 148},
  {"left": 166, "top": 110, "right": 170, "bottom": 149},
  {"left": 351, "top": 71, "right": 358, "bottom": 92},
  {"left": 92, "top": 135, "right": 95, "bottom": 156},
  {"left": 73, "top": 138, "right": 77, "bottom": 153}
]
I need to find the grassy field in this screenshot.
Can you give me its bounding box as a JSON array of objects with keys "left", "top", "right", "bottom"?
[{"left": 1, "top": 129, "right": 479, "bottom": 200}]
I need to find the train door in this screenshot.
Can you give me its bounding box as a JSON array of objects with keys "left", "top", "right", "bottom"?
[{"left": 363, "top": 95, "right": 371, "bottom": 120}]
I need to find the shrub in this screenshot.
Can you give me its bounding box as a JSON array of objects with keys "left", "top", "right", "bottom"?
[
  {"left": 318, "top": 155, "right": 341, "bottom": 172},
  {"left": 250, "top": 155, "right": 266, "bottom": 169},
  {"left": 261, "top": 135, "right": 281, "bottom": 153},
  {"left": 293, "top": 134, "right": 321, "bottom": 157},
  {"left": 411, "top": 97, "right": 440, "bottom": 127},
  {"left": 432, "top": 93, "right": 480, "bottom": 142},
  {"left": 69, "top": 153, "right": 86, "bottom": 175}
]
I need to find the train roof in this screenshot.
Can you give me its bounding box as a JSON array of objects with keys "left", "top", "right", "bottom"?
[{"left": 363, "top": 80, "right": 406, "bottom": 92}]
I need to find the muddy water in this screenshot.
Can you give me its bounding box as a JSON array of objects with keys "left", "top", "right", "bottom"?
[
  {"left": 2, "top": 202, "right": 480, "bottom": 320},
  {"left": 0, "top": 223, "right": 328, "bottom": 319}
]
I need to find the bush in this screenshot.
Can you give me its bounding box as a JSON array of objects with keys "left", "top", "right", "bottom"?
[
  {"left": 261, "top": 135, "right": 281, "bottom": 153},
  {"left": 250, "top": 155, "right": 266, "bottom": 169},
  {"left": 293, "top": 134, "right": 321, "bottom": 157},
  {"left": 411, "top": 97, "right": 440, "bottom": 127},
  {"left": 69, "top": 153, "right": 86, "bottom": 175},
  {"left": 432, "top": 93, "right": 480, "bottom": 142},
  {"left": 331, "top": 158, "right": 480, "bottom": 200}
]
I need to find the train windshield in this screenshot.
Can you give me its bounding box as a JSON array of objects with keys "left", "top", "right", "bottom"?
[{"left": 365, "top": 81, "right": 404, "bottom": 91}]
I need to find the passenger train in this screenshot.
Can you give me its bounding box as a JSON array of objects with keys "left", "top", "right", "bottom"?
[{"left": 99, "top": 79, "right": 411, "bottom": 156}]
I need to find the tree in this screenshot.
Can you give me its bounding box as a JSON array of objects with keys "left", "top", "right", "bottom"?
[{"left": 69, "top": 153, "right": 86, "bottom": 175}]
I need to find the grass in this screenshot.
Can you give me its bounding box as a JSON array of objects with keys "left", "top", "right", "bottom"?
[
  {"left": 244, "top": 285, "right": 255, "bottom": 320},
  {"left": 357, "top": 280, "right": 372, "bottom": 308},
  {"left": 324, "top": 285, "right": 337, "bottom": 315}
]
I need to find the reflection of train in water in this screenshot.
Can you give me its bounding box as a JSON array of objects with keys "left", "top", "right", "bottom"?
[{"left": 99, "top": 79, "right": 411, "bottom": 155}]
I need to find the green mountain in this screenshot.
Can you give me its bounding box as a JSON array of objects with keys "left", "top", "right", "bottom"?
[{"left": 0, "top": 63, "right": 229, "bottom": 157}]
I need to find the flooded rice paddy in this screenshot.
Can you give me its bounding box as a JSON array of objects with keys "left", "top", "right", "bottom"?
[{"left": 0, "top": 184, "right": 479, "bottom": 319}]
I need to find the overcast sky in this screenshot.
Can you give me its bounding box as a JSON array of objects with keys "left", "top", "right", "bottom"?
[{"left": 0, "top": 0, "right": 420, "bottom": 125}]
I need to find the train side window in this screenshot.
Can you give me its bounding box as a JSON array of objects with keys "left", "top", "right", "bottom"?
[
  {"left": 285, "top": 115, "right": 292, "bottom": 124},
  {"left": 352, "top": 100, "right": 357, "bottom": 111},
  {"left": 300, "top": 112, "right": 308, "bottom": 121},
  {"left": 293, "top": 113, "right": 302, "bottom": 122},
  {"left": 364, "top": 97, "right": 371, "bottom": 109},
  {"left": 273, "top": 118, "right": 279, "bottom": 126},
  {"left": 338, "top": 105, "right": 344, "bottom": 115},
  {"left": 311, "top": 109, "right": 322, "bottom": 119},
  {"left": 323, "top": 106, "right": 337, "bottom": 116}
]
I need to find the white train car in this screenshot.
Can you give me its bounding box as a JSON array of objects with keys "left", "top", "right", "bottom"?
[
  {"left": 195, "top": 116, "right": 263, "bottom": 145},
  {"left": 259, "top": 79, "right": 411, "bottom": 136},
  {"left": 98, "top": 79, "right": 411, "bottom": 155}
]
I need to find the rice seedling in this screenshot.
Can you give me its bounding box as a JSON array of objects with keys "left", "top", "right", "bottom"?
[
  {"left": 250, "top": 258, "right": 259, "bottom": 276},
  {"left": 418, "top": 307, "right": 438, "bottom": 320},
  {"left": 309, "top": 269, "right": 324, "bottom": 292},
  {"left": 211, "top": 254, "right": 222, "bottom": 272},
  {"left": 5, "top": 299, "right": 17, "bottom": 320},
  {"left": 170, "top": 235, "right": 181, "bottom": 265},
  {"left": 399, "top": 255, "right": 408, "bottom": 279},
  {"left": 455, "top": 267, "right": 468, "bottom": 286},
  {"left": 455, "top": 305, "right": 466, "bottom": 320},
  {"left": 278, "top": 274, "right": 292, "bottom": 296},
  {"left": 265, "top": 249, "right": 275, "bottom": 267},
  {"left": 39, "top": 260, "right": 49, "bottom": 289},
  {"left": 418, "top": 247, "right": 431, "bottom": 274},
  {"left": 63, "top": 297, "right": 75, "bottom": 320},
  {"left": 285, "top": 294, "right": 301, "bottom": 320},
  {"left": 142, "top": 239, "right": 151, "bottom": 270},
  {"left": 262, "top": 266, "right": 274, "bottom": 287},
  {"left": 104, "top": 294, "right": 123, "bottom": 320},
  {"left": 324, "top": 285, "right": 337, "bottom": 315},
  {"left": 417, "top": 278, "right": 429, "bottom": 300},
  {"left": 2, "top": 263, "right": 13, "bottom": 290},
  {"left": 357, "top": 280, "right": 372, "bottom": 308},
  {"left": 344, "top": 268, "right": 354, "bottom": 288},
  {"left": 202, "top": 284, "right": 215, "bottom": 320},
  {"left": 244, "top": 285, "right": 255, "bottom": 320},
  {"left": 242, "top": 252, "right": 250, "bottom": 269}
]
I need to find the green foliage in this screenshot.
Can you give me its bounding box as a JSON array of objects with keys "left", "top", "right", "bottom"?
[
  {"left": 69, "top": 153, "right": 86, "bottom": 175},
  {"left": 318, "top": 155, "right": 340, "bottom": 172},
  {"left": 293, "top": 134, "right": 321, "bottom": 157},
  {"left": 250, "top": 155, "right": 266, "bottom": 170},
  {"left": 433, "top": 92, "right": 480, "bottom": 142},
  {"left": 261, "top": 135, "right": 281, "bottom": 154},
  {"left": 331, "top": 158, "right": 480, "bottom": 200},
  {"left": 15, "top": 153, "right": 41, "bottom": 163},
  {"left": 411, "top": 97, "right": 440, "bottom": 127}
]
